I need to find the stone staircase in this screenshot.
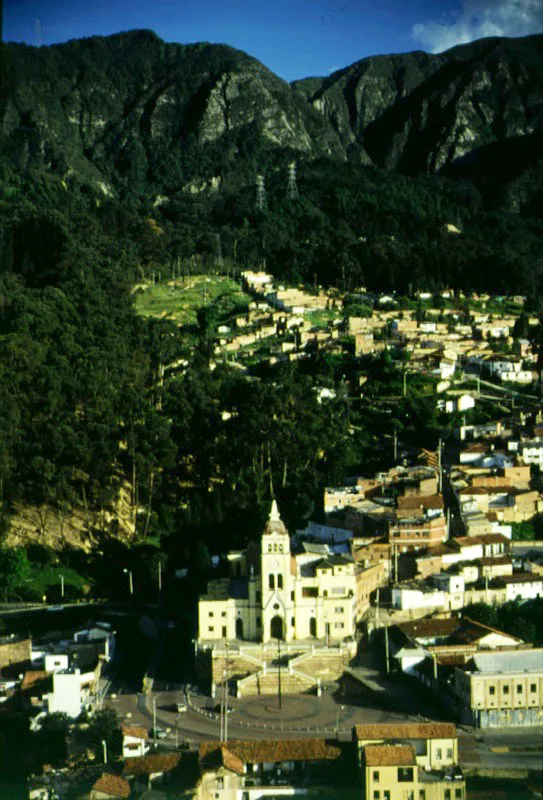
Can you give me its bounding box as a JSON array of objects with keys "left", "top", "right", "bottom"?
[
  {"left": 237, "top": 667, "right": 315, "bottom": 696},
  {"left": 205, "top": 640, "right": 357, "bottom": 698}
]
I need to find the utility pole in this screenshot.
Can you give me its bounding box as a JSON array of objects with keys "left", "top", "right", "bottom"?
[
  {"left": 215, "top": 233, "right": 224, "bottom": 274},
  {"left": 277, "top": 636, "right": 282, "bottom": 710},
  {"left": 287, "top": 161, "right": 298, "bottom": 201},
  {"left": 403, "top": 369, "right": 407, "bottom": 397},
  {"left": 384, "top": 625, "right": 390, "bottom": 674},
  {"left": 60, "top": 574, "right": 64, "bottom": 599},
  {"left": 220, "top": 642, "right": 229, "bottom": 743},
  {"left": 375, "top": 588, "right": 380, "bottom": 627},
  {"left": 123, "top": 569, "right": 134, "bottom": 596},
  {"left": 438, "top": 438, "right": 443, "bottom": 493},
  {"left": 256, "top": 174, "right": 267, "bottom": 212},
  {"left": 158, "top": 559, "right": 162, "bottom": 592},
  {"left": 393, "top": 430, "right": 398, "bottom": 463},
  {"left": 101, "top": 739, "right": 108, "bottom": 764}
]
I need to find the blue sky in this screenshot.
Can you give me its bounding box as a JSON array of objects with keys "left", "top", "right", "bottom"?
[{"left": 4, "top": 0, "right": 543, "bottom": 81}]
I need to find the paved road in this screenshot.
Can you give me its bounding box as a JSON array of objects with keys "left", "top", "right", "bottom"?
[{"left": 106, "top": 686, "right": 543, "bottom": 772}]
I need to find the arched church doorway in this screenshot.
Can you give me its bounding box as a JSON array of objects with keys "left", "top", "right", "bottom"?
[
  {"left": 310, "top": 617, "right": 317, "bottom": 637},
  {"left": 270, "top": 615, "right": 284, "bottom": 640},
  {"left": 236, "top": 617, "right": 244, "bottom": 639}
]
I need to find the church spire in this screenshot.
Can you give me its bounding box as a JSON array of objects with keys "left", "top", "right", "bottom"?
[{"left": 269, "top": 499, "right": 281, "bottom": 523}]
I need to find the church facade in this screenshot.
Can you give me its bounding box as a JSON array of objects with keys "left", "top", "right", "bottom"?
[{"left": 197, "top": 502, "right": 358, "bottom": 644}]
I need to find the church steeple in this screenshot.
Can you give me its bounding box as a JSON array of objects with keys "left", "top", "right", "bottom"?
[
  {"left": 269, "top": 499, "right": 280, "bottom": 523},
  {"left": 263, "top": 500, "right": 288, "bottom": 537}
]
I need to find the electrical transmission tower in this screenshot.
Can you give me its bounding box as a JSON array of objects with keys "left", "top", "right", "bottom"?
[
  {"left": 256, "top": 174, "right": 267, "bottom": 212},
  {"left": 34, "top": 19, "right": 42, "bottom": 47},
  {"left": 287, "top": 161, "right": 298, "bottom": 201}
]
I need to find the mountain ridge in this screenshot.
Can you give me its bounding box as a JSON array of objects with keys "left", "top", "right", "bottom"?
[{"left": 2, "top": 30, "right": 543, "bottom": 200}]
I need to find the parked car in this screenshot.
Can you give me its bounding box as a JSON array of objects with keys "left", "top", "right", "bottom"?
[
  {"left": 176, "top": 702, "right": 187, "bottom": 713},
  {"left": 149, "top": 727, "right": 167, "bottom": 739},
  {"left": 213, "top": 704, "right": 234, "bottom": 715}
]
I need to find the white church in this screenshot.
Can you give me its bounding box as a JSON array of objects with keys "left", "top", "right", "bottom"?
[{"left": 197, "top": 501, "right": 358, "bottom": 644}]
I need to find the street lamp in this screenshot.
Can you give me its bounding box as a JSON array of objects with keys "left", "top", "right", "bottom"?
[
  {"left": 101, "top": 739, "right": 108, "bottom": 764},
  {"left": 335, "top": 705, "right": 345, "bottom": 739},
  {"left": 123, "top": 568, "right": 134, "bottom": 595},
  {"left": 60, "top": 574, "right": 64, "bottom": 599}
]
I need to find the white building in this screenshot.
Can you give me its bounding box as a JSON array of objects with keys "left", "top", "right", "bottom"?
[{"left": 46, "top": 665, "right": 99, "bottom": 719}]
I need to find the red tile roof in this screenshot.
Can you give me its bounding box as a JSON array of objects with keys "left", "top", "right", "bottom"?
[
  {"left": 199, "top": 738, "right": 342, "bottom": 765},
  {"left": 123, "top": 753, "right": 181, "bottom": 775},
  {"left": 121, "top": 723, "right": 149, "bottom": 740},
  {"left": 353, "top": 723, "right": 457, "bottom": 742},
  {"left": 363, "top": 744, "right": 417, "bottom": 766},
  {"left": 91, "top": 773, "right": 131, "bottom": 798}
]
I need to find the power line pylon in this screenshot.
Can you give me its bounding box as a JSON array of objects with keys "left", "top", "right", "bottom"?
[
  {"left": 256, "top": 174, "right": 267, "bottom": 212},
  {"left": 34, "top": 19, "right": 42, "bottom": 47},
  {"left": 287, "top": 161, "right": 298, "bottom": 201}
]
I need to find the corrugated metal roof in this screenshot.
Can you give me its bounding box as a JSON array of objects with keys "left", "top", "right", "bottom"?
[{"left": 471, "top": 649, "right": 543, "bottom": 674}]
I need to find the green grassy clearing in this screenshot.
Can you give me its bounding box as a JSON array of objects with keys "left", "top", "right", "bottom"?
[
  {"left": 133, "top": 276, "right": 251, "bottom": 327},
  {"left": 26, "top": 565, "right": 90, "bottom": 601}
]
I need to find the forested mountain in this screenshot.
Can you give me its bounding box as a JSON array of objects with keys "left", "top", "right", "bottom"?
[
  {"left": 2, "top": 31, "right": 543, "bottom": 200},
  {"left": 0, "top": 31, "right": 542, "bottom": 580}
]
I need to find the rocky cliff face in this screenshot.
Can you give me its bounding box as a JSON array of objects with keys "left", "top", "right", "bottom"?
[
  {"left": 2, "top": 30, "right": 542, "bottom": 196},
  {"left": 297, "top": 34, "right": 543, "bottom": 173}
]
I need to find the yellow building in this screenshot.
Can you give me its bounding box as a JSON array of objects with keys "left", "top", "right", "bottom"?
[
  {"left": 353, "top": 723, "right": 465, "bottom": 800},
  {"left": 198, "top": 501, "right": 359, "bottom": 644}
]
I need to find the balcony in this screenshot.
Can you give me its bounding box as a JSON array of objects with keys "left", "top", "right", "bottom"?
[{"left": 419, "top": 766, "right": 464, "bottom": 783}]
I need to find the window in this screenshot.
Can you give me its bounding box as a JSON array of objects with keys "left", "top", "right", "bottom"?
[
  {"left": 291, "top": 617, "right": 295, "bottom": 626},
  {"left": 503, "top": 686, "right": 509, "bottom": 695},
  {"left": 268, "top": 545, "right": 272, "bottom": 552},
  {"left": 373, "top": 771, "right": 379, "bottom": 782},
  {"left": 209, "top": 612, "right": 214, "bottom": 617},
  {"left": 398, "top": 768, "right": 413, "bottom": 782},
  {"left": 279, "top": 544, "right": 283, "bottom": 552},
  {"left": 278, "top": 574, "right": 283, "bottom": 590},
  {"left": 332, "top": 587, "right": 345, "bottom": 594},
  {"left": 216, "top": 777, "right": 224, "bottom": 789},
  {"left": 447, "top": 749, "right": 453, "bottom": 759},
  {"left": 291, "top": 591, "right": 295, "bottom": 601},
  {"left": 419, "top": 791, "right": 426, "bottom": 800},
  {"left": 256, "top": 591, "right": 261, "bottom": 602},
  {"left": 374, "top": 792, "right": 380, "bottom": 800},
  {"left": 256, "top": 617, "right": 261, "bottom": 627},
  {"left": 269, "top": 574, "right": 275, "bottom": 590},
  {"left": 222, "top": 626, "right": 227, "bottom": 637},
  {"left": 445, "top": 790, "right": 451, "bottom": 800},
  {"left": 221, "top": 611, "right": 226, "bottom": 617},
  {"left": 209, "top": 626, "right": 214, "bottom": 632},
  {"left": 335, "top": 606, "right": 344, "bottom": 613},
  {"left": 530, "top": 683, "right": 537, "bottom": 692},
  {"left": 489, "top": 686, "right": 495, "bottom": 695},
  {"left": 323, "top": 590, "right": 328, "bottom": 597},
  {"left": 436, "top": 749, "right": 442, "bottom": 760},
  {"left": 334, "top": 622, "right": 345, "bottom": 629},
  {"left": 517, "top": 684, "right": 523, "bottom": 693},
  {"left": 384, "top": 792, "right": 390, "bottom": 800},
  {"left": 455, "top": 790, "right": 462, "bottom": 799}
]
